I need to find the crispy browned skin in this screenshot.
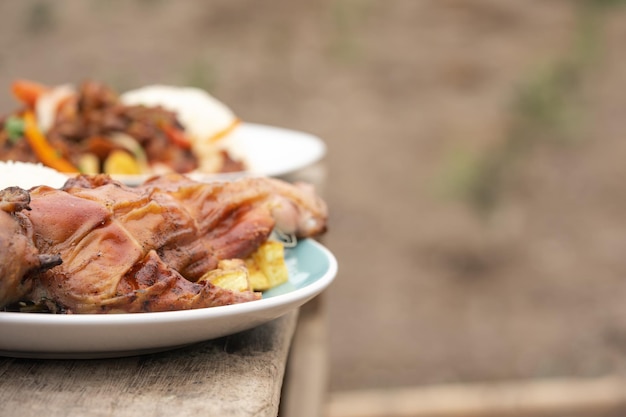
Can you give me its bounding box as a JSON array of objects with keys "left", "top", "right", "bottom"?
[
  {"left": 0, "top": 187, "right": 61, "bottom": 308},
  {"left": 17, "top": 174, "right": 327, "bottom": 313}
]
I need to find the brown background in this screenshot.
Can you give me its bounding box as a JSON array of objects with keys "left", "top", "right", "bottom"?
[{"left": 2, "top": 0, "right": 626, "bottom": 395}]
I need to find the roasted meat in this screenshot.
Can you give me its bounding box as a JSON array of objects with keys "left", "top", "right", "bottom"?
[
  {"left": 0, "top": 174, "right": 326, "bottom": 313},
  {"left": 0, "top": 187, "right": 61, "bottom": 308}
]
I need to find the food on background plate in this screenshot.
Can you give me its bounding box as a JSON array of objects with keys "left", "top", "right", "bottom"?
[
  {"left": 0, "top": 160, "right": 69, "bottom": 189},
  {"left": 0, "top": 170, "right": 327, "bottom": 314},
  {"left": 0, "top": 79, "right": 244, "bottom": 176},
  {"left": 120, "top": 84, "right": 243, "bottom": 174}
]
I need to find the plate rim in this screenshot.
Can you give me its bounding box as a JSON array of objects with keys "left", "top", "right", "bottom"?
[{"left": 236, "top": 122, "right": 327, "bottom": 176}]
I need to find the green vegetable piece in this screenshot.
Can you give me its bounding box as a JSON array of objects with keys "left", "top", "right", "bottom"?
[{"left": 5, "top": 116, "right": 25, "bottom": 143}]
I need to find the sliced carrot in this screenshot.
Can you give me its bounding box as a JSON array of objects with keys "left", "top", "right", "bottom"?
[
  {"left": 22, "top": 111, "right": 78, "bottom": 173},
  {"left": 11, "top": 80, "right": 49, "bottom": 108}
]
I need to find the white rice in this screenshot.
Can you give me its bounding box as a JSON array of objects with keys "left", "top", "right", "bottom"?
[{"left": 0, "top": 161, "right": 69, "bottom": 190}]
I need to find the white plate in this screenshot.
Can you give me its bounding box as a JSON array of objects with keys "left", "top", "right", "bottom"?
[
  {"left": 0, "top": 239, "right": 337, "bottom": 359},
  {"left": 113, "top": 123, "right": 327, "bottom": 186}
]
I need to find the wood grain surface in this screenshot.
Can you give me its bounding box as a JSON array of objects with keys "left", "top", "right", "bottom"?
[{"left": 0, "top": 310, "right": 298, "bottom": 417}]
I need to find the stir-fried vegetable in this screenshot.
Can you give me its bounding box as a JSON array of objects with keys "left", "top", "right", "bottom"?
[
  {"left": 4, "top": 116, "right": 25, "bottom": 143},
  {"left": 11, "top": 80, "right": 48, "bottom": 109},
  {"left": 22, "top": 111, "right": 78, "bottom": 173},
  {"left": 103, "top": 150, "right": 141, "bottom": 175},
  {"left": 161, "top": 123, "right": 192, "bottom": 149},
  {"left": 208, "top": 118, "right": 240, "bottom": 144},
  {"left": 1, "top": 80, "right": 246, "bottom": 176}
]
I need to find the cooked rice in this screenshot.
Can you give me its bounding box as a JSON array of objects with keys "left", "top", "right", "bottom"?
[{"left": 0, "top": 161, "right": 69, "bottom": 190}]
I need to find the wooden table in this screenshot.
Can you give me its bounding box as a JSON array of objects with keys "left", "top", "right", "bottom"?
[{"left": 0, "top": 311, "right": 299, "bottom": 417}]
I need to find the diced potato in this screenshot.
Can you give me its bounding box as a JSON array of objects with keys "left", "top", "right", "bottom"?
[
  {"left": 78, "top": 153, "right": 100, "bottom": 174},
  {"left": 246, "top": 241, "right": 289, "bottom": 291},
  {"left": 103, "top": 149, "right": 141, "bottom": 175},
  {"left": 198, "top": 241, "right": 289, "bottom": 293},
  {"left": 198, "top": 259, "right": 250, "bottom": 292},
  {"left": 246, "top": 257, "right": 270, "bottom": 291}
]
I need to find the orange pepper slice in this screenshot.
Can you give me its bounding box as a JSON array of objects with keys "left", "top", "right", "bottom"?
[
  {"left": 209, "top": 118, "right": 240, "bottom": 144},
  {"left": 12, "top": 80, "right": 49, "bottom": 109},
  {"left": 22, "top": 111, "right": 78, "bottom": 173}
]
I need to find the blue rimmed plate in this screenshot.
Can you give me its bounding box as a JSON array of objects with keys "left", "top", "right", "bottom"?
[{"left": 0, "top": 239, "right": 337, "bottom": 359}]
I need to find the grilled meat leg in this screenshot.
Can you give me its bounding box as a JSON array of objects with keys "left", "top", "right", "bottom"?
[
  {"left": 7, "top": 174, "right": 326, "bottom": 313},
  {"left": 0, "top": 187, "right": 61, "bottom": 308}
]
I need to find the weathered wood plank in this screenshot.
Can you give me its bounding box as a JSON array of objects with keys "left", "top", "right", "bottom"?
[
  {"left": 279, "top": 296, "right": 329, "bottom": 417},
  {"left": 0, "top": 310, "right": 298, "bottom": 417},
  {"left": 326, "top": 376, "right": 626, "bottom": 417}
]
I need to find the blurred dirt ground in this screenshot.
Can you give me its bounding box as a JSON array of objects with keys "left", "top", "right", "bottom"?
[{"left": 3, "top": 0, "right": 626, "bottom": 396}]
